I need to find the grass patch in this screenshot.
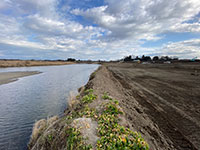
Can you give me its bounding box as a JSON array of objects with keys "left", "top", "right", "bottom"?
[
  {"left": 102, "top": 92, "right": 112, "bottom": 100},
  {"left": 96, "top": 95, "right": 149, "bottom": 150},
  {"left": 66, "top": 127, "right": 92, "bottom": 150},
  {"left": 79, "top": 106, "right": 98, "bottom": 119},
  {"left": 81, "top": 89, "right": 97, "bottom": 104},
  {"left": 84, "top": 89, "right": 94, "bottom": 94}
]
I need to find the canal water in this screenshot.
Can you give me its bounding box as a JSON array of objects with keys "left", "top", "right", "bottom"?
[{"left": 0, "top": 64, "right": 99, "bottom": 150}]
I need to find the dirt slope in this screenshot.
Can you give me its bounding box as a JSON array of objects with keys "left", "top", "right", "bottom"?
[{"left": 88, "top": 65, "right": 173, "bottom": 150}]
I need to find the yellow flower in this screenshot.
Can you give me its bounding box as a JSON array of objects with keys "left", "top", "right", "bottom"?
[{"left": 122, "top": 138, "right": 126, "bottom": 143}]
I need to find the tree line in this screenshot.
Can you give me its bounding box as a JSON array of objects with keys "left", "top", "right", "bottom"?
[{"left": 123, "top": 55, "right": 179, "bottom": 62}]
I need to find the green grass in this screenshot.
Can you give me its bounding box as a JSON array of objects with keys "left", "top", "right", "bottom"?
[{"left": 48, "top": 134, "right": 53, "bottom": 142}]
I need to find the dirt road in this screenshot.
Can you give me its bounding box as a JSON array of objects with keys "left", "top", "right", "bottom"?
[{"left": 105, "top": 62, "right": 200, "bottom": 150}]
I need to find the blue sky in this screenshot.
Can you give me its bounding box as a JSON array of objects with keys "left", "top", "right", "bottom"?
[{"left": 0, "top": 0, "right": 200, "bottom": 60}]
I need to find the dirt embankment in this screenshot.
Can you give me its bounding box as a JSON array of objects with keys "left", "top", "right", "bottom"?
[
  {"left": 28, "top": 62, "right": 200, "bottom": 150},
  {"left": 86, "top": 65, "right": 174, "bottom": 150},
  {"left": 0, "top": 60, "right": 75, "bottom": 68}
]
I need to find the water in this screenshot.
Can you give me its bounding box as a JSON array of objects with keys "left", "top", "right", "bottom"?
[{"left": 0, "top": 64, "right": 99, "bottom": 150}]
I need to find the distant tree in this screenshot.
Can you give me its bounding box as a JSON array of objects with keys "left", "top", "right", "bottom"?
[
  {"left": 153, "top": 56, "right": 159, "bottom": 61},
  {"left": 146, "top": 56, "right": 151, "bottom": 61},
  {"left": 67, "top": 58, "right": 76, "bottom": 61},
  {"left": 142, "top": 55, "right": 145, "bottom": 60},
  {"left": 57, "top": 59, "right": 64, "bottom": 61},
  {"left": 141, "top": 55, "right": 151, "bottom": 61},
  {"left": 160, "top": 56, "right": 171, "bottom": 61},
  {"left": 172, "top": 56, "right": 179, "bottom": 60},
  {"left": 135, "top": 56, "right": 140, "bottom": 60},
  {"left": 124, "top": 55, "right": 133, "bottom": 61},
  {"left": 165, "top": 56, "right": 171, "bottom": 61}
]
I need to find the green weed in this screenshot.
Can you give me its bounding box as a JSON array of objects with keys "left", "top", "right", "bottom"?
[
  {"left": 81, "top": 89, "right": 97, "bottom": 104},
  {"left": 84, "top": 89, "right": 94, "bottom": 94},
  {"left": 102, "top": 92, "right": 112, "bottom": 100},
  {"left": 96, "top": 94, "right": 149, "bottom": 150},
  {"left": 66, "top": 127, "right": 92, "bottom": 150}
]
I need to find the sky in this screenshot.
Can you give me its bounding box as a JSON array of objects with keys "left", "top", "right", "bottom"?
[{"left": 0, "top": 0, "right": 200, "bottom": 60}]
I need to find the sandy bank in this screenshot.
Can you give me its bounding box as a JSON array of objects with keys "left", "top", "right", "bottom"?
[{"left": 0, "top": 71, "right": 41, "bottom": 85}]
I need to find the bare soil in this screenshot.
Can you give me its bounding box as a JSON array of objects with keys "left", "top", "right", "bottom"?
[{"left": 101, "top": 62, "right": 200, "bottom": 150}]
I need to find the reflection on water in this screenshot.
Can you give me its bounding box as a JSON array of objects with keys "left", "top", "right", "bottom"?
[{"left": 0, "top": 64, "right": 99, "bottom": 150}]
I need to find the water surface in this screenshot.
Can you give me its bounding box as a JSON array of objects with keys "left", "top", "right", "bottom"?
[{"left": 0, "top": 64, "right": 99, "bottom": 150}]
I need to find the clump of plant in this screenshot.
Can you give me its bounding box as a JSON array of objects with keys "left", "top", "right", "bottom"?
[
  {"left": 81, "top": 89, "right": 97, "bottom": 104},
  {"left": 78, "top": 106, "right": 98, "bottom": 119},
  {"left": 96, "top": 96, "right": 149, "bottom": 150},
  {"left": 84, "top": 89, "right": 94, "bottom": 94},
  {"left": 66, "top": 127, "right": 92, "bottom": 150},
  {"left": 76, "top": 94, "right": 80, "bottom": 99},
  {"left": 102, "top": 92, "right": 112, "bottom": 100},
  {"left": 47, "top": 134, "right": 53, "bottom": 142}
]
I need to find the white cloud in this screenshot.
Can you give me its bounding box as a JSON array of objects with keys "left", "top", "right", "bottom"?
[
  {"left": 0, "top": 0, "right": 58, "bottom": 18},
  {"left": 139, "top": 39, "right": 200, "bottom": 59},
  {"left": 0, "top": 38, "right": 48, "bottom": 49},
  {"left": 72, "top": 0, "right": 200, "bottom": 41},
  {"left": 0, "top": 0, "right": 200, "bottom": 60},
  {"left": 162, "top": 39, "right": 200, "bottom": 58},
  {"left": 170, "top": 23, "right": 200, "bottom": 32}
]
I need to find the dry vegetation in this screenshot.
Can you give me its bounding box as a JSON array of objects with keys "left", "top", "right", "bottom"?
[{"left": 0, "top": 60, "right": 74, "bottom": 67}]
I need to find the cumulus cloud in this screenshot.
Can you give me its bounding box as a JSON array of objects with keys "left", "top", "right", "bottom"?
[
  {"left": 0, "top": 0, "right": 58, "bottom": 18},
  {"left": 72, "top": 0, "right": 200, "bottom": 40},
  {"left": 139, "top": 39, "right": 200, "bottom": 59},
  {"left": 0, "top": 0, "right": 200, "bottom": 59},
  {"left": 161, "top": 39, "right": 200, "bottom": 58},
  {"left": 170, "top": 23, "right": 200, "bottom": 32},
  {"left": 0, "top": 0, "right": 106, "bottom": 58}
]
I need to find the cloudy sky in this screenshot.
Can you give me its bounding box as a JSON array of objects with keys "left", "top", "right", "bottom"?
[{"left": 0, "top": 0, "right": 200, "bottom": 60}]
